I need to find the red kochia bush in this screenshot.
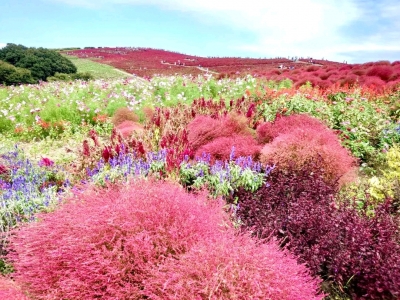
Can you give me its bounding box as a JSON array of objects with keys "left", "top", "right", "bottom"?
[
  {"left": 231, "top": 161, "right": 400, "bottom": 299},
  {"left": 366, "top": 66, "right": 393, "bottom": 81},
  {"left": 8, "top": 180, "right": 227, "bottom": 299},
  {"left": 195, "top": 134, "right": 261, "bottom": 161},
  {"left": 256, "top": 114, "right": 329, "bottom": 144},
  {"left": 187, "top": 113, "right": 259, "bottom": 160},
  {"left": 258, "top": 114, "right": 355, "bottom": 185},
  {"left": 111, "top": 106, "right": 139, "bottom": 126},
  {"left": 8, "top": 179, "right": 322, "bottom": 300},
  {"left": 115, "top": 120, "right": 144, "bottom": 138},
  {"left": 260, "top": 127, "right": 355, "bottom": 185},
  {"left": 0, "top": 277, "right": 29, "bottom": 300},
  {"left": 144, "top": 234, "right": 324, "bottom": 300}
]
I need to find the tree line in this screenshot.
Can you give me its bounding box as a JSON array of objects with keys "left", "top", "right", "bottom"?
[{"left": 0, "top": 43, "right": 92, "bottom": 85}]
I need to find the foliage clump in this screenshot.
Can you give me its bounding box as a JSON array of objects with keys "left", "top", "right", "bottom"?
[
  {"left": 0, "top": 60, "right": 35, "bottom": 85},
  {"left": 0, "top": 276, "right": 29, "bottom": 300},
  {"left": 187, "top": 113, "right": 260, "bottom": 161},
  {"left": 259, "top": 114, "right": 355, "bottom": 185},
  {"left": 0, "top": 43, "right": 77, "bottom": 83},
  {"left": 111, "top": 107, "right": 140, "bottom": 126},
  {"left": 7, "top": 179, "right": 323, "bottom": 300},
  {"left": 369, "top": 145, "right": 400, "bottom": 211},
  {"left": 145, "top": 233, "right": 324, "bottom": 300},
  {"left": 230, "top": 160, "right": 400, "bottom": 299}
]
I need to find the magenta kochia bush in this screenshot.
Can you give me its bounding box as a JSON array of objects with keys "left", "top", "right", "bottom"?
[
  {"left": 144, "top": 234, "right": 324, "bottom": 300},
  {"left": 187, "top": 113, "right": 260, "bottom": 161},
  {"left": 8, "top": 179, "right": 323, "bottom": 300},
  {"left": 256, "top": 114, "right": 329, "bottom": 144},
  {"left": 0, "top": 276, "right": 28, "bottom": 300},
  {"left": 196, "top": 134, "right": 261, "bottom": 162},
  {"left": 8, "top": 180, "right": 226, "bottom": 299},
  {"left": 230, "top": 161, "right": 400, "bottom": 299}
]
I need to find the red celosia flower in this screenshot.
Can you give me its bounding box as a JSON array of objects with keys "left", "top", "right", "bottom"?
[
  {"left": 137, "top": 142, "right": 145, "bottom": 155},
  {"left": 82, "top": 140, "right": 90, "bottom": 157},
  {"left": 102, "top": 146, "right": 111, "bottom": 162}
]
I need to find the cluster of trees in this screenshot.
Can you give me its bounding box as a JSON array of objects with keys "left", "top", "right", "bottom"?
[{"left": 0, "top": 43, "right": 81, "bottom": 85}]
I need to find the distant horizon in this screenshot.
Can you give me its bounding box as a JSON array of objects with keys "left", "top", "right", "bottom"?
[{"left": 1, "top": 0, "right": 400, "bottom": 64}]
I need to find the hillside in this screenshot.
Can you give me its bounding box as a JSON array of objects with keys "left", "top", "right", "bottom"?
[{"left": 65, "top": 47, "right": 400, "bottom": 90}]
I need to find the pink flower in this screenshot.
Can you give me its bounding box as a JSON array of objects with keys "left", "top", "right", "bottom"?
[{"left": 39, "top": 157, "right": 54, "bottom": 167}]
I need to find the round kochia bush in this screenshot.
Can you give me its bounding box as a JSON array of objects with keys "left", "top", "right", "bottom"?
[
  {"left": 145, "top": 234, "right": 323, "bottom": 300},
  {"left": 8, "top": 179, "right": 323, "bottom": 300},
  {"left": 0, "top": 276, "right": 29, "bottom": 300},
  {"left": 187, "top": 113, "right": 260, "bottom": 161},
  {"left": 258, "top": 114, "right": 355, "bottom": 185}
]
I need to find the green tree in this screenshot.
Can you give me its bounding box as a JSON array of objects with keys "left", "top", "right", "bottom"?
[
  {"left": 0, "top": 60, "right": 35, "bottom": 85},
  {"left": 0, "top": 43, "right": 77, "bottom": 81}
]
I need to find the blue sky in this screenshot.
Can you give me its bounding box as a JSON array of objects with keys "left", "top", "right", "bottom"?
[{"left": 1, "top": 0, "right": 399, "bottom": 63}]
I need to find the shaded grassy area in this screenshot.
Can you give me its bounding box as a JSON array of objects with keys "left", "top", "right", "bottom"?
[{"left": 63, "top": 54, "right": 131, "bottom": 79}]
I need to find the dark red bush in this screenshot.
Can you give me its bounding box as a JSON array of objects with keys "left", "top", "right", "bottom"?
[
  {"left": 389, "top": 72, "right": 400, "bottom": 82},
  {"left": 295, "top": 76, "right": 319, "bottom": 88},
  {"left": 339, "top": 65, "right": 353, "bottom": 71},
  {"left": 373, "top": 60, "right": 391, "bottom": 66},
  {"left": 366, "top": 66, "right": 393, "bottom": 81},
  {"left": 352, "top": 69, "right": 365, "bottom": 76},
  {"left": 319, "top": 72, "right": 331, "bottom": 80},
  {"left": 230, "top": 161, "right": 400, "bottom": 299},
  {"left": 340, "top": 75, "right": 358, "bottom": 87},
  {"left": 306, "top": 66, "right": 319, "bottom": 72},
  {"left": 316, "top": 80, "right": 332, "bottom": 89},
  {"left": 144, "top": 234, "right": 324, "bottom": 300},
  {"left": 362, "top": 76, "right": 386, "bottom": 90}
]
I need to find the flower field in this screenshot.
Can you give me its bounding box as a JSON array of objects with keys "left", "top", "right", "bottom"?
[
  {"left": 0, "top": 65, "right": 400, "bottom": 299},
  {"left": 65, "top": 48, "right": 400, "bottom": 92}
]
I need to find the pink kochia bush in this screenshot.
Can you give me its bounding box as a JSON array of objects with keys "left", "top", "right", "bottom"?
[
  {"left": 258, "top": 114, "right": 355, "bottom": 185},
  {"left": 8, "top": 179, "right": 323, "bottom": 300},
  {"left": 115, "top": 120, "right": 144, "bottom": 138},
  {"left": 256, "top": 113, "right": 329, "bottom": 144},
  {"left": 187, "top": 113, "right": 261, "bottom": 161},
  {"left": 145, "top": 234, "right": 323, "bottom": 300},
  {"left": 0, "top": 276, "right": 29, "bottom": 300}
]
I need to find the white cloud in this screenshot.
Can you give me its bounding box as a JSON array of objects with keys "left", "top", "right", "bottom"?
[
  {"left": 47, "top": 0, "right": 400, "bottom": 62},
  {"left": 0, "top": 43, "right": 6, "bottom": 49}
]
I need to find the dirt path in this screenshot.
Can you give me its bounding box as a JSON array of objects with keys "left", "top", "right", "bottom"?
[
  {"left": 114, "top": 68, "right": 135, "bottom": 77},
  {"left": 161, "top": 62, "right": 219, "bottom": 74}
]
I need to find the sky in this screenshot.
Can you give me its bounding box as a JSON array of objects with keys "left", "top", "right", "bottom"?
[{"left": 1, "top": 0, "right": 399, "bottom": 63}]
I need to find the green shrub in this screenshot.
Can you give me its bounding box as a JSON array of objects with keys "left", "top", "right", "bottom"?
[
  {"left": 0, "top": 60, "right": 34, "bottom": 85},
  {"left": 369, "top": 145, "right": 400, "bottom": 211},
  {"left": 0, "top": 43, "right": 77, "bottom": 81}
]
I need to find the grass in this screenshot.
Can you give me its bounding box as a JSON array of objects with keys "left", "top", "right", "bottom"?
[{"left": 62, "top": 54, "right": 130, "bottom": 79}]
